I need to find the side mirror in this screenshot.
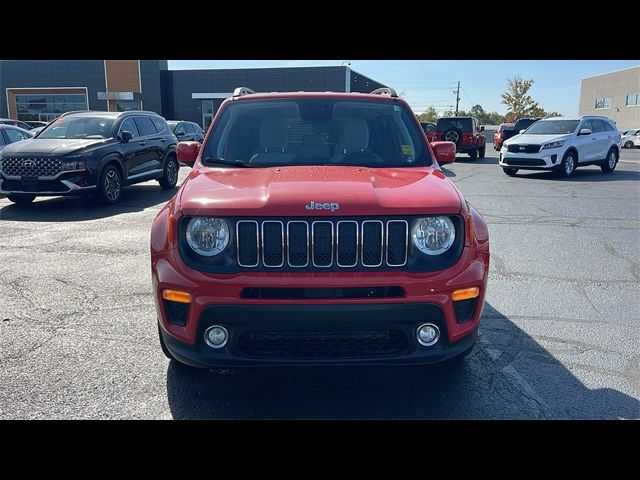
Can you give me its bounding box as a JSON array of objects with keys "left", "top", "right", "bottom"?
[
  {"left": 519, "top": 129, "right": 526, "bottom": 134},
  {"left": 177, "top": 141, "right": 201, "bottom": 166},
  {"left": 121, "top": 130, "right": 133, "bottom": 143},
  {"left": 430, "top": 141, "right": 456, "bottom": 165},
  {"left": 480, "top": 125, "right": 485, "bottom": 131},
  {"left": 578, "top": 128, "right": 592, "bottom": 136}
]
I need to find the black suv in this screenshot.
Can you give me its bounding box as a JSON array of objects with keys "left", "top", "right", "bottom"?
[
  {"left": 0, "top": 111, "right": 179, "bottom": 205},
  {"left": 500, "top": 117, "right": 540, "bottom": 145},
  {"left": 167, "top": 121, "right": 205, "bottom": 143}
]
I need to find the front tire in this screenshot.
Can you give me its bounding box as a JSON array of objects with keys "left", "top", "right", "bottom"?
[
  {"left": 479, "top": 145, "right": 485, "bottom": 158},
  {"left": 600, "top": 148, "right": 618, "bottom": 174},
  {"left": 468, "top": 149, "right": 478, "bottom": 161},
  {"left": 97, "top": 164, "right": 122, "bottom": 204},
  {"left": 624, "top": 141, "right": 634, "bottom": 149},
  {"left": 502, "top": 167, "right": 518, "bottom": 176},
  {"left": 158, "top": 156, "right": 179, "bottom": 190},
  {"left": 7, "top": 194, "right": 35, "bottom": 204},
  {"left": 558, "top": 151, "right": 577, "bottom": 177}
]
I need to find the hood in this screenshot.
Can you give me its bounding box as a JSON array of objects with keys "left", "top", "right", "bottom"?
[
  {"left": 0, "top": 138, "right": 109, "bottom": 157},
  {"left": 178, "top": 165, "right": 462, "bottom": 217},
  {"left": 505, "top": 133, "right": 568, "bottom": 145}
]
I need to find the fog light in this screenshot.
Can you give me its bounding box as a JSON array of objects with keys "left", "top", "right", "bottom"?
[
  {"left": 204, "top": 325, "right": 228, "bottom": 349},
  {"left": 416, "top": 323, "right": 440, "bottom": 347}
]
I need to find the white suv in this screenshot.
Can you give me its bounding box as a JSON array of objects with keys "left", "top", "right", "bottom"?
[{"left": 499, "top": 116, "right": 621, "bottom": 177}]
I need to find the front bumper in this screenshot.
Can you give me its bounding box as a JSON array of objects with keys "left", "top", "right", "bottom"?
[
  {"left": 152, "top": 244, "right": 489, "bottom": 367},
  {"left": 160, "top": 303, "right": 479, "bottom": 367},
  {"left": 0, "top": 171, "right": 96, "bottom": 196},
  {"left": 499, "top": 148, "right": 561, "bottom": 170}
]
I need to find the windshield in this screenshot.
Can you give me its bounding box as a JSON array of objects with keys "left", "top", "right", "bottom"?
[
  {"left": 202, "top": 98, "right": 431, "bottom": 168},
  {"left": 37, "top": 116, "right": 116, "bottom": 139},
  {"left": 524, "top": 120, "right": 579, "bottom": 135}
]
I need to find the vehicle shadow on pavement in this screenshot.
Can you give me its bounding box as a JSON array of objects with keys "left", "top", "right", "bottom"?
[
  {"left": 511, "top": 167, "right": 639, "bottom": 182},
  {"left": 0, "top": 183, "right": 179, "bottom": 222},
  {"left": 454, "top": 156, "right": 499, "bottom": 165},
  {"left": 165, "top": 302, "right": 639, "bottom": 419}
]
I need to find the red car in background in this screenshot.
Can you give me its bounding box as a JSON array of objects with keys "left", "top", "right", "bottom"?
[
  {"left": 494, "top": 123, "right": 514, "bottom": 150},
  {"left": 420, "top": 122, "right": 436, "bottom": 142}
]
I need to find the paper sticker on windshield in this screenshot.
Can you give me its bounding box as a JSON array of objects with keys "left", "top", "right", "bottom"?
[{"left": 401, "top": 144, "right": 414, "bottom": 155}]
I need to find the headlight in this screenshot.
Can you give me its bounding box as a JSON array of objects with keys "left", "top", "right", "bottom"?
[
  {"left": 185, "top": 217, "right": 230, "bottom": 256},
  {"left": 541, "top": 141, "right": 564, "bottom": 150},
  {"left": 412, "top": 216, "right": 455, "bottom": 255},
  {"left": 61, "top": 160, "right": 86, "bottom": 171}
]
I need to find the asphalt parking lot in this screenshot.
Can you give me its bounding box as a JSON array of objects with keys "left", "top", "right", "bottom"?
[{"left": 0, "top": 147, "right": 638, "bottom": 419}]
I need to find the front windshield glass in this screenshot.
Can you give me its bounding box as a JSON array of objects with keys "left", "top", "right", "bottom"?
[
  {"left": 202, "top": 98, "right": 432, "bottom": 168},
  {"left": 524, "top": 120, "right": 579, "bottom": 135},
  {"left": 37, "top": 116, "right": 116, "bottom": 139}
]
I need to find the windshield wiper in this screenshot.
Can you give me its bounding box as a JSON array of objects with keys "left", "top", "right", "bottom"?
[{"left": 202, "top": 157, "right": 251, "bottom": 168}]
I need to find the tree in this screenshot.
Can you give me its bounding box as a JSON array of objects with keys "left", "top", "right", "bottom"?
[
  {"left": 416, "top": 106, "right": 438, "bottom": 123},
  {"left": 501, "top": 76, "right": 540, "bottom": 122}
]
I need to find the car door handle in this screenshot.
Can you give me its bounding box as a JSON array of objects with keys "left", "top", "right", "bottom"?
[
  {"left": 139, "top": 140, "right": 147, "bottom": 145},
  {"left": 160, "top": 138, "right": 166, "bottom": 142}
]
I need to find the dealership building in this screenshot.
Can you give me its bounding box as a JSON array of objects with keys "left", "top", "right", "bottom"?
[
  {"left": 0, "top": 61, "right": 386, "bottom": 130},
  {"left": 579, "top": 65, "right": 640, "bottom": 131}
]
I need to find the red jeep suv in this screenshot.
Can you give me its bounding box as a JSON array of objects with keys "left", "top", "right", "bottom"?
[
  {"left": 151, "top": 87, "right": 490, "bottom": 369},
  {"left": 434, "top": 117, "right": 486, "bottom": 160}
]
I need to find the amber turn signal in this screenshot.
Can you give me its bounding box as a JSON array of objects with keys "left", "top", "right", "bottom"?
[
  {"left": 452, "top": 287, "right": 479, "bottom": 302},
  {"left": 162, "top": 289, "right": 192, "bottom": 303}
]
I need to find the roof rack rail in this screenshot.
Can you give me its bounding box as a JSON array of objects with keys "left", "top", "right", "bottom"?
[
  {"left": 370, "top": 87, "right": 398, "bottom": 98},
  {"left": 58, "top": 109, "right": 90, "bottom": 118},
  {"left": 233, "top": 87, "right": 256, "bottom": 97}
]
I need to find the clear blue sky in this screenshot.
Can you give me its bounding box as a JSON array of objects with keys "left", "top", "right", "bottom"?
[{"left": 168, "top": 60, "right": 639, "bottom": 116}]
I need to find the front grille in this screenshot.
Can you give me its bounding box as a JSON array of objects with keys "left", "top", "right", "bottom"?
[
  {"left": 1, "top": 157, "right": 62, "bottom": 177},
  {"left": 237, "top": 329, "right": 408, "bottom": 358},
  {"left": 240, "top": 286, "right": 405, "bottom": 299},
  {"left": 507, "top": 144, "right": 541, "bottom": 154},
  {"left": 236, "top": 219, "right": 408, "bottom": 269},
  {"left": 0, "top": 179, "right": 69, "bottom": 192},
  {"left": 504, "top": 158, "right": 546, "bottom": 166}
]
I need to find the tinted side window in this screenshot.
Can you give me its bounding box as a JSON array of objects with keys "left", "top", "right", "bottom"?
[
  {"left": 591, "top": 119, "right": 606, "bottom": 133},
  {"left": 120, "top": 117, "right": 140, "bottom": 137},
  {"left": 580, "top": 120, "right": 593, "bottom": 132},
  {"left": 5, "top": 128, "right": 26, "bottom": 143},
  {"left": 0, "top": 131, "right": 7, "bottom": 146},
  {"left": 134, "top": 116, "right": 157, "bottom": 136},
  {"left": 602, "top": 121, "right": 615, "bottom": 132},
  {"left": 151, "top": 116, "right": 167, "bottom": 133}
]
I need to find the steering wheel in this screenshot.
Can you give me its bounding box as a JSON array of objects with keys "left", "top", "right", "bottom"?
[{"left": 340, "top": 151, "right": 384, "bottom": 165}]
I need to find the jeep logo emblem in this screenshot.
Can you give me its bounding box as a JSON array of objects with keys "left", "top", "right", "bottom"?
[{"left": 305, "top": 201, "right": 339, "bottom": 212}]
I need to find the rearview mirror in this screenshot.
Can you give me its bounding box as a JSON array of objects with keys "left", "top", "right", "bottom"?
[
  {"left": 121, "top": 130, "right": 133, "bottom": 143},
  {"left": 578, "top": 128, "right": 592, "bottom": 136},
  {"left": 430, "top": 141, "right": 456, "bottom": 165},
  {"left": 177, "top": 141, "right": 201, "bottom": 166}
]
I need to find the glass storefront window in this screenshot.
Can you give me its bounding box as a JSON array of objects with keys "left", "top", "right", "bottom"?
[
  {"left": 114, "top": 100, "right": 142, "bottom": 112},
  {"left": 15, "top": 93, "right": 87, "bottom": 121}
]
